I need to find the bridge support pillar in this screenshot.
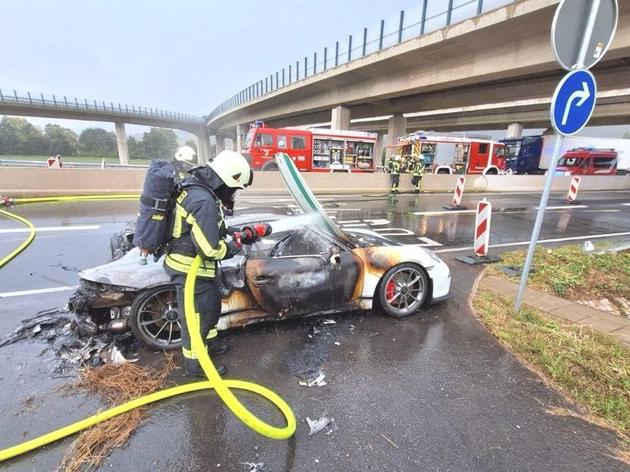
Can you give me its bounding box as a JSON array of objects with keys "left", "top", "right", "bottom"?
[
  {"left": 197, "top": 127, "right": 211, "bottom": 164},
  {"left": 387, "top": 114, "right": 407, "bottom": 148},
  {"left": 331, "top": 106, "right": 351, "bottom": 130},
  {"left": 216, "top": 135, "right": 226, "bottom": 154},
  {"left": 236, "top": 125, "right": 247, "bottom": 152},
  {"left": 506, "top": 122, "right": 524, "bottom": 139},
  {"left": 114, "top": 122, "right": 129, "bottom": 165},
  {"left": 375, "top": 133, "right": 387, "bottom": 168}
]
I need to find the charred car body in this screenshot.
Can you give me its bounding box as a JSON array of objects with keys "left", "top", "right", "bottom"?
[{"left": 69, "top": 154, "right": 451, "bottom": 350}]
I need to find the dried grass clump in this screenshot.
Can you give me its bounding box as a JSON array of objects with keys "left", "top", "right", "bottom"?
[{"left": 59, "top": 355, "right": 175, "bottom": 472}]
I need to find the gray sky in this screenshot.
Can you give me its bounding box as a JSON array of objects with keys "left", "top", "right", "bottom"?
[{"left": 2, "top": 1, "right": 628, "bottom": 139}]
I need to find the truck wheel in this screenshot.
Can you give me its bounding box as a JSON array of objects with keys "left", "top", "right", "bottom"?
[
  {"left": 376, "top": 263, "right": 429, "bottom": 319},
  {"left": 436, "top": 168, "right": 450, "bottom": 175},
  {"left": 130, "top": 286, "right": 181, "bottom": 350},
  {"left": 484, "top": 168, "right": 498, "bottom": 175}
]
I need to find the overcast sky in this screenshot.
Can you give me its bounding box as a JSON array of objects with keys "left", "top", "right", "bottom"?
[{"left": 2, "top": 1, "right": 628, "bottom": 139}]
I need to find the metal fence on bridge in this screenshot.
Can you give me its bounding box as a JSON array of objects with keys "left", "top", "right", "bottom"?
[
  {"left": 0, "top": 89, "right": 204, "bottom": 125},
  {"left": 208, "top": 0, "right": 515, "bottom": 121}
]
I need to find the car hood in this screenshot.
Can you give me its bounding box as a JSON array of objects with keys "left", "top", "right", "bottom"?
[{"left": 275, "top": 153, "right": 352, "bottom": 245}]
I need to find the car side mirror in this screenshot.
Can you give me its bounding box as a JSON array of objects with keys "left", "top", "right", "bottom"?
[{"left": 329, "top": 247, "right": 341, "bottom": 266}]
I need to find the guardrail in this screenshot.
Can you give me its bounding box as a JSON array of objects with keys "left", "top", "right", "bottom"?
[
  {"left": 207, "top": 0, "right": 515, "bottom": 121},
  {"left": 0, "top": 159, "right": 148, "bottom": 169},
  {"left": 0, "top": 89, "right": 205, "bottom": 125}
]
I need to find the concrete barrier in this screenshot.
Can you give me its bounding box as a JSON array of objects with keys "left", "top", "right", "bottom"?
[{"left": 2, "top": 167, "right": 630, "bottom": 197}]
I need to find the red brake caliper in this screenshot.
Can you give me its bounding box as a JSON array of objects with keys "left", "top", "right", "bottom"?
[{"left": 386, "top": 280, "right": 396, "bottom": 302}]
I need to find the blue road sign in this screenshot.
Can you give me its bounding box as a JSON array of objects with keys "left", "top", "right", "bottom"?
[{"left": 550, "top": 69, "right": 597, "bottom": 136}]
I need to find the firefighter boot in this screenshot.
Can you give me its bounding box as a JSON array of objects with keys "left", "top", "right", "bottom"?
[
  {"left": 184, "top": 358, "right": 226, "bottom": 377},
  {"left": 207, "top": 336, "right": 230, "bottom": 356}
]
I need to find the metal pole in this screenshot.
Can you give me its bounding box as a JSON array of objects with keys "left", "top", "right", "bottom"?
[
  {"left": 304, "top": 56, "right": 308, "bottom": 77},
  {"left": 348, "top": 34, "right": 353, "bottom": 62},
  {"left": 446, "top": 0, "right": 454, "bottom": 25},
  {"left": 577, "top": 0, "right": 602, "bottom": 68},
  {"left": 398, "top": 10, "right": 405, "bottom": 43},
  {"left": 296, "top": 60, "right": 300, "bottom": 80},
  {"left": 323, "top": 47, "right": 328, "bottom": 70},
  {"left": 514, "top": 135, "right": 564, "bottom": 311},
  {"left": 379, "top": 19, "right": 385, "bottom": 49},
  {"left": 314, "top": 52, "right": 317, "bottom": 74},
  {"left": 335, "top": 41, "right": 339, "bottom": 66},
  {"left": 363, "top": 27, "right": 368, "bottom": 56},
  {"left": 477, "top": 0, "right": 484, "bottom": 15},
  {"left": 289, "top": 65, "right": 292, "bottom": 83}
]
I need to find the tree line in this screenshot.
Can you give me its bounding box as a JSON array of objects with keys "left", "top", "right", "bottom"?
[{"left": 0, "top": 116, "right": 195, "bottom": 159}]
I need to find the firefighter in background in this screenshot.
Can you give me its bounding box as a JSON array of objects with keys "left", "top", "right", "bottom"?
[
  {"left": 411, "top": 154, "right": 426, "bottom": 194},
  {"left": 386, "top": 153, "right": 401, "bottom": 193},
  {"left": 165, "top": 150, "right": 253, "bottom": 377}
]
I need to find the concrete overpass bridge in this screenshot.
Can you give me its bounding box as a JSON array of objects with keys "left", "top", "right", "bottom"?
[
  {"left": 206, "top": 0, "right": 630, "bottom": 149},
  {"left": 0, "top": 90, "right": 209, "bottom": 163}
]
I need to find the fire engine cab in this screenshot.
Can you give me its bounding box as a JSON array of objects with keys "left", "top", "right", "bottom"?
[
  {"left": 392, "top": 131, "right": 507, "bottom": 175},
  {"left": 242, "top": 121, "right": 378, "bottom": 172}
]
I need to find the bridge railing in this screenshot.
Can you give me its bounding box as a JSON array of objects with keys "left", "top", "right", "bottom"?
[
  {"left": 0, "top": 89, "right": 205, "bottom": 125},
  {"left": 208, "top": 0, "right": 515, "bottom": 121}
]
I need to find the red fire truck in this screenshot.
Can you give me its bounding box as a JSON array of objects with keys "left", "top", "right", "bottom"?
[
  {"left": 555, "top": 148, "right": 619, "bottom": 175},
  {"left": 242, "top": 121, "right": 378, "bottom": 172},
  {"left": 392, "top": 131, "right": 507, "bottom": 175}
]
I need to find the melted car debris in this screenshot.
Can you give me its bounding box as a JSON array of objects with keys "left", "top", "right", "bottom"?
[
  {"left": 298, "top": 370, "right": 327, "bottom": 387},
  {"left": 241, "top": 462, "right": 267, "bottom": 472},
  {"left": 306, "top": 416, "right": 337, "bottom": 436},
  {"left": 0, "top": 309, "right": 138, "bottom": 373}
]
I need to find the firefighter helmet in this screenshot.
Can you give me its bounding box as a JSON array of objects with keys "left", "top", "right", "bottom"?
[
  {"left": 209, "top": 150, "right": 253, "bottom": 189},
  {"left": 174, "top": 146, "right": 196, "bottom": 162}
]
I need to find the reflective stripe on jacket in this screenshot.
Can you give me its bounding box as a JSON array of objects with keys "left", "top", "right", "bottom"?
[{"left": 165, "top": 186, "right": 227, "bottom": 278}]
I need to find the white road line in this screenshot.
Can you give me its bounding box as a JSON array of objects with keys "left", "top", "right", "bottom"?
[
  {"left": 535, "top": 205, "right": 588, "bottom": 210},
  {"left": 413, "top": 210, "right": 476, "bottom": 216},
  {"left": 0, "top": 225, "right": 100, "bottom": 234},
  {"left": 622, "top": 203, "right": 630, "bottom": 206},
  {"left": 0, "top": 286, "right": 76, "bottom": 298},
  {"left": 434, "top": 231, "right": 630, "bottom": 253},
  {"left": 337, "top": 220, "right": 361, "bottom": 224}
]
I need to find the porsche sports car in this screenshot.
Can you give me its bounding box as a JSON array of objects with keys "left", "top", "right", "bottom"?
[{"left": 69, "top": 154, "right": 450, "bottom": 350}]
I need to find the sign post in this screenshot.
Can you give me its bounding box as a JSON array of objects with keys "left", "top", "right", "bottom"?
[{"left": 514, "top": 0, "right": 618, "bottom": 311}]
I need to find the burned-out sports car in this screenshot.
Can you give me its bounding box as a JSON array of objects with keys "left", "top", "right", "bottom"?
[{"left": 69, "top": 154, "right": 451, "bottom": 350}]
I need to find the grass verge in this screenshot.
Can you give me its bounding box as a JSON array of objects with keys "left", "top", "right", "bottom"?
[
  {"left": 491, "top": 245, "right": 630, "bottom": 313},
  {"left": 473, "top": 289, "right": 630, "bottom": 444}
]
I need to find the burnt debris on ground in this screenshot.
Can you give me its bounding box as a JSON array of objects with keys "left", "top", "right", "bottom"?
[{"left": 0, "top": 309, "right": 139, "bottom": 374}]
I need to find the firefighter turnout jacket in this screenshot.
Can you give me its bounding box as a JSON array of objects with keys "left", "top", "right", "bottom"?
[{"left": 165, "top": 184, "right": 228, "bottom": 278}]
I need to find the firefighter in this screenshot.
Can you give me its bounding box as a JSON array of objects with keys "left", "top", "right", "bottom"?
[
  {"left": 386, "top": 154, "right": 401, "bottom": 193},
  {"left": 165, "top": 150, "right": 253, "bottom": 377},
  {"left": 410, "top": 154, "right": 426, "bottom": 194}
]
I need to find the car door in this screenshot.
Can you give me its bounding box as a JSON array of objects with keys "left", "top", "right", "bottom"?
[
  {"left": 245, "top": 228, "right": 337, "bottom": 317},
  {"left": 329, "top": 241, "right": 363, "bottom": 307}
]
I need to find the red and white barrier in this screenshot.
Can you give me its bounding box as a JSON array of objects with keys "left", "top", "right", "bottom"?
[
  {"left": 474, "top": 198, "right": 492, "bottom": 257},
  {"left": 566, "top": 176, "right": 581, "bottom": 203},
  {"left": 451, "top": 176, "right": 466, "bottom": 207}
]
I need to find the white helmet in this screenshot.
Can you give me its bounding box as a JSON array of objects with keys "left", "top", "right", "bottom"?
[
  {"left": 174, "top": 145, "right": 196, "bottom": 162},
  {"left": 209, "top": 150, "right": 253, "bottom": 189}
]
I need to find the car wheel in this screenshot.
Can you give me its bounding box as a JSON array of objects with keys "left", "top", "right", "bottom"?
[
  {"left": 377, "top": 263, "right": 429, "bottom": 319},
  {"left": 130, "top": 286, "right": 181, "bottom": 350}
]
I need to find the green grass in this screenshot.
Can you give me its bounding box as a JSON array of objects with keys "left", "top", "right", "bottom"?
[
  {"left": 0, "top": 154, "right": 149, "bottom": 166},
  {"left": 474, "top": 289, "right": 630, "bottom": 439},
  {"left": 494, "top": 245, "right": 630, "bottom": 308}
]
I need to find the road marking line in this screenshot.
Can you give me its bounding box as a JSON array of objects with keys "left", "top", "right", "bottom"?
[
  {"left": 535, "top": 205, "right": 588, "bottom": 210},
  {"left": 0, "top": 225, "right": 100, "bottom": 234},
  {"left": 434, "top": 231, "right": 630, "bottom": 253},
  {"left": 413, "top": 210, "right": 476, "bottom": 216},
  {"left": 622, "top": 203, "right": 630, "bottom": 206},
  {"left": 0, "top": 286, "right": 77, "bottom": 298}
]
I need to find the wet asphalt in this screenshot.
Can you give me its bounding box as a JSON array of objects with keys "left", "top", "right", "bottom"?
[{"left": 1, "top": 190, "right": 630, "bottom": 471}]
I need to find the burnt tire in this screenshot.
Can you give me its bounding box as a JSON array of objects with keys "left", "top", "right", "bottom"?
[
  {"left": 377, "top": 263, "right": 429, "bottom": 319},
  {"left": 130, "top": 286, "right": 181, "bottom": 351}
]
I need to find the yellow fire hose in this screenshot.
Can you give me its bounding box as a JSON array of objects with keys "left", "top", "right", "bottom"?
[
  {"left": 0, "top": 209, "right": 36, "bottom": 269},
  {"left": 0, "top": 205, "right": 296, "bottom": 463}
]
